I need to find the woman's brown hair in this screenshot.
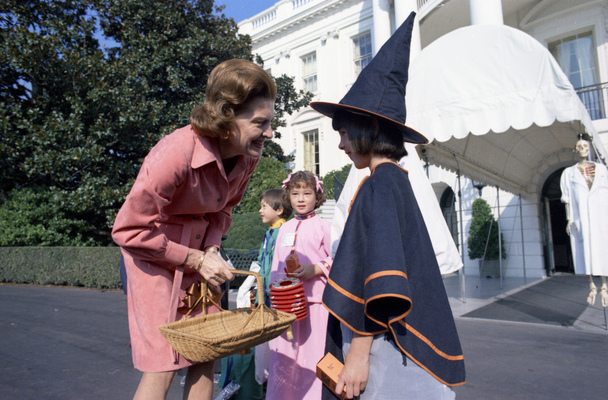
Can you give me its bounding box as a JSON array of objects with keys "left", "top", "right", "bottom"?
[{"left": 190, "top": 59, "right": 277, "bottom": 138}]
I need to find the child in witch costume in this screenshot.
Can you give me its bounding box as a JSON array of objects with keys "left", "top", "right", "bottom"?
[
  {"left": 266, "top": 171, "right": 332, "bottom": 400},
  {"left": 311, "top": 13, "right": 465, "bottom": 399}
]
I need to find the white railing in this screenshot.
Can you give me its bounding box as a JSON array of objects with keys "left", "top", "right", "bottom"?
[
  {"left": 576, "top": 82, "right": 608, "bottom": 121},
  {"left": 417, "top": 0, "right": 446, "bottom": 20},
  {"left": 243, "top": 0, "right": 317, "bottom": 33},
  {"left": 252, "top": 10, "right": 277, "bottom": 29},
  {"left": 245, "top": 0, "right": 445, "bottom": 33},
  {"left": 293, "top": 0, "right": 313, "bottom": 9}
]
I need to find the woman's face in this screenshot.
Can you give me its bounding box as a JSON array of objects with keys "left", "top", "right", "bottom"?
[
  {"left": 222, "top": 97, "right": 275, "bottom": 159},
  {"left": 338, "top": 127, "right": 371, "bottom": 169}
]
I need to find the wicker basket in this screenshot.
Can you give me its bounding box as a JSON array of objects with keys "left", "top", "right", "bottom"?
[{"left": 159, "top": 270, "right": 296, "bottom": 363}]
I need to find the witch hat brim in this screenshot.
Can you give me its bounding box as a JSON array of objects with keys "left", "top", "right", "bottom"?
[
  {"left": 311, "top": 12, "right": 428, "bottom": 145},
  {"left": 310, "top": 101, "right": 428, "bottom": 144}
]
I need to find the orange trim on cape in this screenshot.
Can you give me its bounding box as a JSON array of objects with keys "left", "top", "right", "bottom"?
[
  {"left": 364, "top": 293, "right": 412, "bottom": 328},
  {"left": 327, "top": 277, "right": 364, "bottom": 304},
  {"left": 322, "top": 300, "right": 388, "bottom": 337},
  {"left": 364, "top": 270, "right": 408, "bottom": 285},
  {"left": 348, "top": 175, "right": 369, "bottom": 213},
  {"left": 370, "top": 160, "right": 408, "bottom": 174},
  {"left": 397, "top": 320, "right": 464, "bottom": 362},
  {"left": 322, "top": 299, "right": 466, "bottom": 387},
  {"left": 349, "top": 161, "right": 409, "bottom": 213},
  {"left": 388, "top": 327, "right": 467, "bottom": 387}
]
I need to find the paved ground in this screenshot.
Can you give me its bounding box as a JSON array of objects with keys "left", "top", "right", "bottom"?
[
  {"left": 446, "top": 273, "right": 608, "bottom": 400},
  {"left": 1, "top": 273, "right": 607, "bottom": 399}
]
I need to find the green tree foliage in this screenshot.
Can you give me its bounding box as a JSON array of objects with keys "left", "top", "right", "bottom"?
[
  {"left": 263, "top": 140, "right": 294, "bottom": 163},
  {"left": 321, "top": 164, "right": 351, "bottom": 200},
  {"left": 1, "top": 0, "right": 104, "bottom": 197},
  {"left": 467, "top": 198, "right": 506, "bottom": 260},
  {"left": 0, "top": 0, "right": 309, "bottom": 246},
  {"left": 262, "top": 74, "right": 313, "bottom": 164},
  {"left": 271, "top": 74, "right": 312, "bottom": 139},
  {"left": 0, "top": 186, "right": 97, "bottom": 246},
  {"left": 222, "top": 212, "right": 268, "bottom": 250},
  {"left": 236, "top": 157, "right": 291, "bottom": 214}
]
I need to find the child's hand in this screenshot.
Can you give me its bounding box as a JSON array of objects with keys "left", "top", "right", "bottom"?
[
  {"left": 292, "top": 263, "right": 321, "bottom": 280},
  {"left": 336, "top": 356, "right": 370, "bottom": 399},
  {"left": 336, "top": 333, "right": 373, "bottom": 399}
]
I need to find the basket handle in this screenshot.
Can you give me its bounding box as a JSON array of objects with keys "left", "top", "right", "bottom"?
[
  {"left": 225, "top": 270, "right": 267, "bottom": 332},
  {"left": 195, "top": 269, "right": 265, "bottom": 315},
  {"left": 229, "top": 269, "right": 265, "bottom": 307}
]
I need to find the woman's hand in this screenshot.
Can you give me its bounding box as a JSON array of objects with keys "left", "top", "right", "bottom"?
[
  {"left": 185, "top": 248, "right": 234, "bottom": 288},
  {"left": 291, "top": 263, "right": 321, "bottom": 280},
  {"left": 336, "top": 333, "right": 374, "bottom": 399}
]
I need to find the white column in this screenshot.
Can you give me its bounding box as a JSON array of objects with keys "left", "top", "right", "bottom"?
[
  {"left": 372, "top": 0, "right": 392, "bottom": 55},
  {"left": 394, "top": 0, "right": 421, "bottom": 60},
  {"left": 469, "top": 0, "right": 503, "bottom": 25}
]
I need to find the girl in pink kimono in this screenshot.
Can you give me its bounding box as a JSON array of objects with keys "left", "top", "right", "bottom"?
[
  {"left": 111, "top": 59, "right": 276, "bottom": 400},
  {"left": 266, "top": 171, "right": 332, "bottom": 400}
]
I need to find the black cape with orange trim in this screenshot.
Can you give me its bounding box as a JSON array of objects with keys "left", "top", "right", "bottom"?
[{"left": 322, "top": 162, "right": 465, "bottom": 392}]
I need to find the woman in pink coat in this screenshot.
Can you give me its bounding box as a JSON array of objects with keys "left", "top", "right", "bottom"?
[{"left": 112, "top": 59, "right": 276, "bottom": 400}]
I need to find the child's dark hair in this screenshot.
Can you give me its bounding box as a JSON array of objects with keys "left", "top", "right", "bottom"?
[
  {"left": 332, "top": 109, "right": 408, "bottom": 161},
  {"left": 282, "top": 171, "right": 327, "bottom": 210},
  {"left": 260, "top": 189, "right": 292, "bottom": 219}
]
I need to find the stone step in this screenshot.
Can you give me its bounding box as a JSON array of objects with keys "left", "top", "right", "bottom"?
[{"left": 318, "top": 199, "right": 336, "bottom": 221}]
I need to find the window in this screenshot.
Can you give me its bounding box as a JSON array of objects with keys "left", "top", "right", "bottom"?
[
  {"left": 301, "top": 52, "right": 317, "bottom": 93},
  {"left": 353, "top": 32, "right": 372, "bottom": 76},
  {"left": 303, "top": 129, "right": 319, "bottom": 176},
  {"left": 549, "top": 32, "right": 599, "bottom": 88},
  {"left": 549, "top": 31, "right": 603, "bottom": 119}
]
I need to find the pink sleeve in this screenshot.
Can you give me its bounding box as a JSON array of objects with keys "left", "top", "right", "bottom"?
[
  {"left": 270, "top": 224, "right": 288, "bottom": 283},
  {"left": 316, "top": 219, "right": 333, "bottom": 277},
  {"left": 111, "top": 141, "right": 191, "bottom": 266}
]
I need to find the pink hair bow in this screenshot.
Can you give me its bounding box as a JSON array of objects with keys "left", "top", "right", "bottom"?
[
  {"left": 282, "top": 174, "right": 292, "bottom": 189},
  {"left": 281, "top": 173, "right": 324, "bottom": 193},
  {"left": 315, "top": 176, "right": 324, "bottom": 193}
]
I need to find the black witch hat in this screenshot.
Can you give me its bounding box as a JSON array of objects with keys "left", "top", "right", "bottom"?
[{"left": 311, "top": 12, "right": 427, "bottom": 144}]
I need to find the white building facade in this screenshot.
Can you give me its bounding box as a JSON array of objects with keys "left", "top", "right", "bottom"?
[{"left": 239, "top": 0, "right": 608, "bottom": 279}]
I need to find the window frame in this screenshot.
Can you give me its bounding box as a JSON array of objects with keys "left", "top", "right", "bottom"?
[
  {"left": 301, "top": 52, "right": 318, "bottom": 93},
  {"left": 302, "top": 128, "right": 320, "bottom": 176},
  {"left": 353, "top": 31, "right": 372, "bottom": 77}
]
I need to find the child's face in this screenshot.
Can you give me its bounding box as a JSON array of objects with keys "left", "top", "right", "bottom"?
[
  {"left": 338, "top": 127, "right": 371, "bottom": 169},
  {"left": 289, "top": 182, "right": 316, "bottom": 215},
  {"left": 259, "top": 199, "right": 283, "bottom": 225}
]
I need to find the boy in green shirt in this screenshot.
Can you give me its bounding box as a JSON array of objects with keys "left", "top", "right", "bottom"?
[
  {"left": 256, "top": 189, "right": 291, "bottom": 303},
  {"left": 219, "top": 189, "right": 291, "bottom": 399}
]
